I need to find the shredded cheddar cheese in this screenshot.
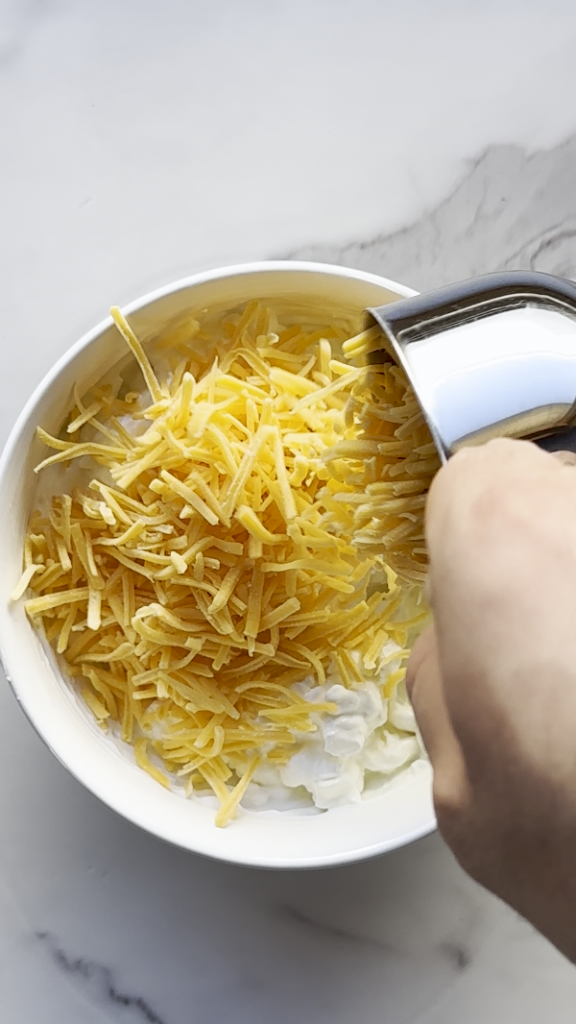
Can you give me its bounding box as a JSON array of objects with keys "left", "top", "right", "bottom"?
[
  {"left": 15, "top": 300, "right": 430, "bottom": 825},
  {"left": 325, "top": 325, "right": 441, "bottom": 583}
]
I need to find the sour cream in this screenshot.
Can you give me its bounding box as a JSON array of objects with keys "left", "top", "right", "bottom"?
[{"left": 245, "top": 641, "right": 425, "bottom": 812}]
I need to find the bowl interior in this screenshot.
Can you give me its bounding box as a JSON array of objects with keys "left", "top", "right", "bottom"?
[{"left": 0, "top": 262, "right": 434, "bottom": 868}]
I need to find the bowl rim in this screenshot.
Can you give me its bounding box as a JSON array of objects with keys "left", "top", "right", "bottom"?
[{"left": 0, "top": 260, "right": 435, "bottom": 868}]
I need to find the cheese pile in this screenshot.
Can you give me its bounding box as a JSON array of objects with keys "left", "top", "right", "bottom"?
[
  {"left": 15, "top": 299, "right": 430, "bottom": 825},
  {"left": 327, "top": 326, "right": 440, "bottom": 582}
]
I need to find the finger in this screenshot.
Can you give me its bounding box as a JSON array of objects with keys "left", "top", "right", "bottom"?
[
  {"left": 552, "top": 450, "right": 576, "bottom": 467},
  {"left": 408, "top": 624, "right": 471, "bottom": 832},
  {"left": 425, "top": 439, "right": 550, "bottom": 556},
  {"left": 426, "top": 440, "right": 575, "bottom": 551},
  {"left": 406, "top": 624, "right": 463, "bottom": 775}
]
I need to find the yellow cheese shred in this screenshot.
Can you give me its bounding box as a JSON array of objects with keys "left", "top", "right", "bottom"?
[
  {"left": 15, "top": 299, "right": 429, "bottom": 826},
  {"left": 324, "top": 334, "right": 441, "bottom": 583}
]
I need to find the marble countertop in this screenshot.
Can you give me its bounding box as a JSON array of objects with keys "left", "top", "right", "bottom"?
[{"left": 2, "top": 1, "right": 576, "bottom": 1020}]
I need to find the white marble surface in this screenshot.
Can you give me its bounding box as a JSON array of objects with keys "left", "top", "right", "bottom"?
[{"left": 2, "top": 1, "right": 576, "bottom": 1020}]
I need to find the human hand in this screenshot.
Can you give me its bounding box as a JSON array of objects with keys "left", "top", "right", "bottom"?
[{"left": 407, "top": 438, "right": 576, "bottom": 961}]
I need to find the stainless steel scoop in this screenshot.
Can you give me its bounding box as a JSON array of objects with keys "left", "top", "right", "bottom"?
[{"left": 365, "top": 271, "right": 576, "bottom": 462}]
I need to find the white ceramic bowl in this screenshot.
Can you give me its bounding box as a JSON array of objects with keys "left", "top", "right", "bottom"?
[{"left": 0, "top": 261, "right": 435, "bottom": 868}]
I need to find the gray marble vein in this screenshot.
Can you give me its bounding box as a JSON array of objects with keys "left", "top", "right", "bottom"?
[
  {"left": 276, "top": 904, "right": 400, "bottom": 955},
  {"left": 36, "top": 931, "right": 168, "bottom": 1024},
  {"left": 287, "top": 134, "right": 576, "bottom": 290},
  {"left": 0, "top": 0, "right": 59, "bottom": 71},
  {"left": 439, "top": 941, "right": 472, "bottom": 973}
]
